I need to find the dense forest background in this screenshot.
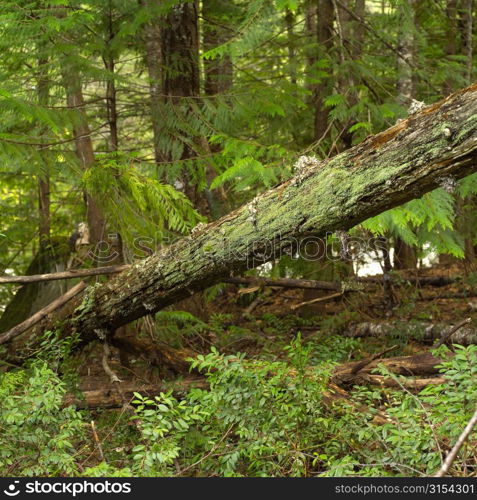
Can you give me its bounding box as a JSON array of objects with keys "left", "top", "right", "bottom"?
[{"left": 1, "top": 0, "right": 477, "bottom": 478}]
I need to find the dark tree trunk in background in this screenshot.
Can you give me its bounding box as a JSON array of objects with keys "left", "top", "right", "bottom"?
[
  {"left": 203, "top": 0, "right": 233, "bottom": 95},
  {"left": 394, "top": 0, "right": 417, "bottom": 270},
  {"left": 336, "top": 0, "right": 366, "bottom": 150},
  {"left": 393, "top": 238, "right": 417, "bottom": 270},
  {"left": 460, "top": 0, "right": 473, "bottom": 83},
  {"left": 201, "top": 0, "right": 234, "bottom": 218},
  {"left": 102, "top": 1, "right": 125, "bottom": 267},
  {"left": 304, "top": 0, "right": 317, "bottom": 73},
  {"left": 161, "top": 2, "right": 199, "bottom": 99},
  {"left": 37, "top": 55, "right": 51, "bottom": 249},
  {"left": 460, "top": 0, "right": 475, "bottom": 268},
  {"left": 104, "top": 1, "right": 119, "bottom": 152},
  {"left": 160, "top": 1, "right": 209, "bottom": 317},
  {"left": 285, "top": 8, "right": 297, "bottom": 86},
  {"left": 444, "top": 0, "right": 459, "bottom": 95},
  {"left": 160, "top": 1, "right": 208, "bottom": 215},
  {"left": 141, "top": 0, "right": 166, "bottom": 168},
  {"left": 313, "top": 0, "right": 334, "bottom": 144},
  {"left": 63, "top": 69, "right": 106, "bottom": 245},
  {"left": 352, "top": 0, "right": 366, "bottom": 59},
  {"left": 396, "top": 0, "right": 416, "bottom": 107},
  {"left": 439, "top": 0, "right": 475, "bottom": 269}
]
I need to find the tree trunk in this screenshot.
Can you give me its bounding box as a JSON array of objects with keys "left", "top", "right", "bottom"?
[
  {"left": 63, "top": 69, "right": 106, "bottom": 245},
  {"left": 201, "top": 0, "right": 233, "bottom": 217},
  {"left": 393, "top": 236, "right": 418, "bottom": 270},
  {"left": 140, "top": 0, "right": 166, "bottom": 168},
  {"left": 142, "top": 1, "right": 206, "bottom": 214},
  {"left": 285, "top": 8, "right": 297, "bottom": 86},
  {"left": 461, "top": 0, "right": 473, "bottom": 83},
  {"left": 444, "top": 0, "right": 459, "bottom": 95},
  {"left": 8, "top": 83, "right": 477, "bottom": 354},
  {"left": 37, "top": 55, "right": 51, "bottom": 249},
  {"left": 202, "top": 0, "right": 233, "bottom": 95},
  {"left": 104, "top": 1, "right": 119, "bottom": 153},
  {"left": 314, "top": 0, "right": 334, "bottom": 143},
  {"left": 394, "top": 0, "right": 418, "bottom": 270},
  {"left": 396, "top": 0, "right": 416, "bottom": 107},
  {"left": 347, "top": 321, "right": 477, "bottom": 346}
]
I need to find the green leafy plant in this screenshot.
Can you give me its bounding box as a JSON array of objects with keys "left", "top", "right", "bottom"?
[{"left": 0, "top": 361, "right": 84, "bottom": 476}]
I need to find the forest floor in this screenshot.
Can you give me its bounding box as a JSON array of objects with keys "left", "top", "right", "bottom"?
[
  {"left": 73, "top": 263, "right": 477, "bottom": 399},
  {"left": 57, "top": 263, "right": 477, "bottom": 473}
]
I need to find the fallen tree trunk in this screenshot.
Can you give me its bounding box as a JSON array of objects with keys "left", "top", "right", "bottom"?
[
  {"left": 347, "top": 320, "right": 477, "bottom": 345},
  {"left": 7, "top": 83, "right": 477, "bottom": 353},
  {"left": 359, "top": 275, "right": 459, "bottom": 287},
  {"left": 63, "top": 377, "right": 208, "bottom": 409},
  {"left": 332, "top": 352, "right": 445, "bottom": 387}
]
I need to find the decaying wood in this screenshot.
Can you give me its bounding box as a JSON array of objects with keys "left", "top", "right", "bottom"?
[
  {"left": 110, "top": 335, "right": 196, "bottom": 375},
  {"left": 225, "top": 276, "right": 341, "bottom": 291},
  {"left": 63, "top": 378, "right": 208, "bottom": 409},
  {"left": 332, "top": 351, "right": 446, "bottom": 387},
  {"left": 7, "top": 83, "right": 477, "bottom": 353},
  {"left": 333, "top": 318, "right": 474, "bottom": 391},
  {"left": 346, "top": 320, "right": 477, "bottom": 346},
  {"left": 361, "top": 374, "right": 446, "bottom": 390},
  {"left": 359, "top": 275, "right": 459, "bottom": 287},
  {"left": 0, "top": 281, "right": 87, "bottom": 345}
]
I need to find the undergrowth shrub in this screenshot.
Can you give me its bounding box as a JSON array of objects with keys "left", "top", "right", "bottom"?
[
  {"left": 5, "top": 327, "right": 477, "bottom": 478},
  {"left": 321, "top": 344, "right": 477, "bottom": 476},
  {"left": 0, "top": 360, "right": 84, "bottom": 476}
]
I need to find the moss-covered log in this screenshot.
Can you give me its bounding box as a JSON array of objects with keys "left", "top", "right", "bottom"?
[{"left": 8, "top": 83, "right": 477, "bottom": 351}]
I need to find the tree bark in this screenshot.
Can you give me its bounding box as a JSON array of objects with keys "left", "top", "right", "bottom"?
[
  {"left": 202, "top": 0, "right": 233, "bottom": 95},
  {"left": 140, "top": 0, "right": 166, "bottom": 167},
  {"left": 444, "top": 0, "right": 459, "bottom": 95},
  {"left": 8, "top": 83, "right": 477, "bottom": 352},
  {"left": 461, "top": 0, "right": 473, "bottom": 83},
  {"left": 37, "top": 55, "right": 51, "bottom": 249},
  {"left": 314, "top": 0, "right": 334, "bottom": 143},
  {"left": 104, "top": 0, "right": 119, "bottom": 152},
  {"left": 63, "top": 377, "right": 208, "bottom": 409},
  {"left": 63, "top": 68, "right": 106, "bottom": 245},
  {"left": 346, "top": 320, "right": 477, "bottom": 346},
  {"left": 394, "top": 0, "right": 418, "bottom": 270},
  {"left": 393, "top": 236, "right": 417, "bottom": 269}
]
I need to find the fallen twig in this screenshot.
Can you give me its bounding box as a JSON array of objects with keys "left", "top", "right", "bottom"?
[
  {"left": 434, "top": 405, "right": 477, "bottom": 477},
  {"left": 90, "top": 420, "right": 105, "bottom": 462},
  {"left": 290, "top": 292, "right": 343, "bottom": 311},
  {"left": 434, "top": 318, "right": 472, "bottom": 348},
  {"left": 0, "top": 265, "right": 129, "bottom": 284}
]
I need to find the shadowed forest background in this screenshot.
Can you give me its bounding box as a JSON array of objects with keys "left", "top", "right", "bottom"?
[{"left": 2, "top": 0, "right": 477, "bottom": 477}]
